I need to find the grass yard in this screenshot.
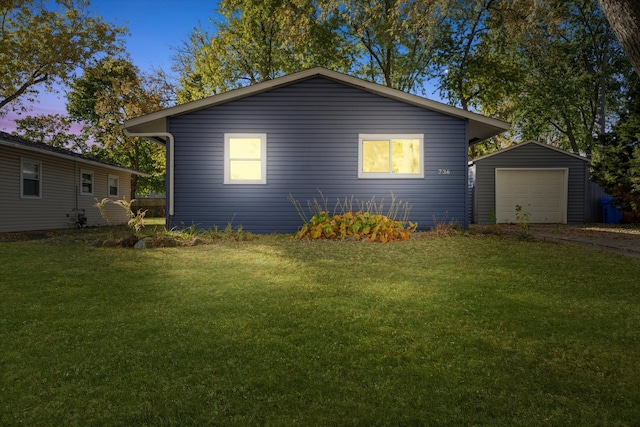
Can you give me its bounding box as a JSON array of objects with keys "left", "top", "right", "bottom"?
[{"left": 1, "top": 231, "right": 639, "bottom": 426}]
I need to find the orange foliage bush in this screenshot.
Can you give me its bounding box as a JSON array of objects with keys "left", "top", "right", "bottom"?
[{"left": 295, "top": 211, "right": 417, "bottom": 242}]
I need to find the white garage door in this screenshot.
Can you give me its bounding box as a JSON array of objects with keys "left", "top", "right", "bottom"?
[{"left": 495, "top": 169, "right": 568, "bottom": 224}]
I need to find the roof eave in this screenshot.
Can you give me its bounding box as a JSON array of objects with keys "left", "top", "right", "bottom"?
[
  {"left": 123, "top": 67, "right": 510, "bottom": 142},
  {"left": 122, "top": 117, "right": 168, "bottom": 135},
  {"left": 0, "top": 138, "right": 150, "bottom": 176}
]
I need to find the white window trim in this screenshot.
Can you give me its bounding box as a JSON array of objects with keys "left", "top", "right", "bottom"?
[
  {"left": 20, "top": 158, "right": 42, "bottom": 199},
  {"left": 224, "top": 133, "right": 267, "bottom": 185},
  {"left": 108, "top": 174, "right": 120, "bottom": 197},
  {"left": 358, "top": 134, "right": 424, "bottom": 179},
  {"left": 80, "top": 169, "right": 94, "bottom": 196}
]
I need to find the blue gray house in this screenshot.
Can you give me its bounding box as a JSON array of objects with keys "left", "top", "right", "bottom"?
[{"left": 123, "top": 68, "right": 509, "bottom": 233}]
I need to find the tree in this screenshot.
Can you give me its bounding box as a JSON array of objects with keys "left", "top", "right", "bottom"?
[
  {"left": 0, "top": 0, "right": 125, "bottom": 116},
  {"left": 12, "top": 114, "right": 89, "bottom": 153},
  {"left": 431, "top": 0, "right": 632, "bottom": 157},
  {"left": 174, "top": 0, "right": 449, "bottom": 100},
  {"left": 174, "top": 0, "right": 350, "bottom": 102},
  {"left": 591, "top": 72, "right": 640, "bottom": 220},
  {"left": 318, "top": 0, "right": 446, "bottom": 92},
  {"left": 457, "top": 0, "right": 629, "bottom": 155},
  {"left": 67, "top": 57, "right": 170, "bottom": 198},
  {"left": 599, "top": 0, "right": 640, "bottom": 78},
  {"left": 513, "top": 0, "right": 629, "bottom": 154},
  {"left": 434, "top": 0, "right": 529, "bottom": 113}
]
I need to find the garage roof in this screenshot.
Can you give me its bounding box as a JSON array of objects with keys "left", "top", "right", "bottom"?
[{"left": 472, "top": 140, "right": 589, "bottom": 163}]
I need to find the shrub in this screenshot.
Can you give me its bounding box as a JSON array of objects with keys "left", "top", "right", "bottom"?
[
  {"left": 295, "top": 211, "right": 417, "bottom": 243},
  {"left": 290, "top": 191, "right": 418, "bottom": 242}
]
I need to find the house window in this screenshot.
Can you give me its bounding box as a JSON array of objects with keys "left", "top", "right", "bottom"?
[
  {"left": 224, "top": 133, "right": 267, "bottom": 184},
  {"left": 81, "top": 170, "right": 94, "bottom": 195},
  {"left": 358, "top": 134, "right": 424, "bottom": 178},
  {"left": 108, "top": 175, "right": 119, "bottom": 197},
  {"left": 21, "top": 159, "right": 42, "bottom": 198}
]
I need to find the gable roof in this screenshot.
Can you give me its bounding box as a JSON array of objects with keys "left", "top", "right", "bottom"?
[
  {"left": 0, "top": 131, "right": 149, "bottom": 176},
  {"left": 471, "top": 140, "right": 590, "bottom": 163},
  {"left": 123, "top": 67, "right": 510, "bottom": 144}
]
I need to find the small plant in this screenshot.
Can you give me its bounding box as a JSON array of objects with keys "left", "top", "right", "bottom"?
[
  {"left": 429, "top": 213, "right": 461, "bottom": 237},
  {"left": 94, "top": 197, "right": 113, "bottom": 226},
  {"left": 488, "top": 209, "right": 497, "bottom": 225},
  {"left": 171, "top": 219, "right": 253, "bottom": 244},
  {"left": 487, "top": 208, "right": 500, "bottom": 234},
  {"left": 288, "top": 190, "right": 329, "bottom": 224},
  {"left": 113, "top": 199, "right": 147, "bottom": 235},
  {"left": 94, "top": 198, "right": 147, "bottom": 236},
  {"left": 515, "top": 204, "right": 531, "bottom": 240}
]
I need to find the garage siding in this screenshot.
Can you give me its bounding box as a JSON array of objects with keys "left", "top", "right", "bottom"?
[{"left": 473, "top": 142, "right": 589, "bottom": 224}]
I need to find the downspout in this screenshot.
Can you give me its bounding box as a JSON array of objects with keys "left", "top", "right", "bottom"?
[
  {"left": 122, "top": 130, "right": 175, "bottom": 216},
  {"left": 464, "top": 121, "right": 470, "bottom": 229}
]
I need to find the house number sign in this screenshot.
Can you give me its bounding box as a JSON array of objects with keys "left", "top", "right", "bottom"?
[{"left": 438, "top": 169, "right": 451, "bottom": 175}]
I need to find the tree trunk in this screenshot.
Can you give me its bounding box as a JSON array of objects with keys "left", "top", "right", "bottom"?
[
  {"left": 599, "top": 0, "right": 640, "bottom": 77},
  {"left": 598, "top": 27, "right": 610, "bottom": 134},
  {"left": 130, "top": 174, "right": 138, "bottom": 200}
]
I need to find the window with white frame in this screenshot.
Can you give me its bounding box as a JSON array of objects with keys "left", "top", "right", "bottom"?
[
  {"left": 358, "top": 134, "right": 424, "bottom": 178},
  {"left": 81, "top": 170, "right": 94, "bottom": 195},
  {"left": 108, "top": 174, "right": 119, "bottom": 197},
  {"left": 21, "top": 159, "right": 42, "bottom": 198},
  {"left": 224, "top": 133, "right": 267, "bottom": 184}
]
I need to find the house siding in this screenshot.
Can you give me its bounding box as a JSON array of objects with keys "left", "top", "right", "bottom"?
[
  {"left": 473, "top": 143, "right": 589, "bottom": 224},
  {"left": 168, "top": 77, "right": 469, "bottom": 233},
  {"left": 0, "top": 144, "right": 132, "bottom": 232}
]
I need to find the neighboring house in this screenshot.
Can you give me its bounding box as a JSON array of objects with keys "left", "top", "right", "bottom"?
[
  {"left": 123, "top": 67, "right": 509, "bottom": 233},
  {"left": 471, "top": 140, "right": 598, "bottom": 224},
  {"left": 0, "top": 131, "right": 146, "bottom": 232}
]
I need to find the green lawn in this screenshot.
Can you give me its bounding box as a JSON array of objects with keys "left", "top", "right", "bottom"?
[{"left": 1, "top": 232, "right": 639, "bottom": 426}]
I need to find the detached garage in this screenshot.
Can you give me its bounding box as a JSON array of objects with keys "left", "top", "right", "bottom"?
[{"left": 472, "top": 140, "right": 591, "bottom": 224}]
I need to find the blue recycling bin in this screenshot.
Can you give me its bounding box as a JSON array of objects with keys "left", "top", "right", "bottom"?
[{"left": 600, "top": 197, "right": 623, "bottom": 224}]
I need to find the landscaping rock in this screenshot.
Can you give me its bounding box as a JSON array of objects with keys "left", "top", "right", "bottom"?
[
  {"left": 120, "top": 235, "right": 139, "bottom": 248},
  {"left": 134, "top": 238, "right": 152, "bottom": 249}
]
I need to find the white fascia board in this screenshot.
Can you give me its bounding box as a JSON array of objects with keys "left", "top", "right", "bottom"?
[{"left": 124, "top": 68, "right": 510, "bottom": 142}]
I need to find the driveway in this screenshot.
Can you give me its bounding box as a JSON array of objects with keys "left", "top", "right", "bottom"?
[{"left": 525, "top": 224, "right": 640, "bottom": 258}]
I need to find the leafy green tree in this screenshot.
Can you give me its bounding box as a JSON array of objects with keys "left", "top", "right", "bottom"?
[
  {"left": 0, "top": 0, "right": 125, "bottom": 116},
  {"left": 12, "top": 114, "right": 89, "bottom": 153},
  {"left": 591, "top": 72, "right": 640, "bottom": 219},
  {"left": 67, "top": 57, "right": 170, "bottom": 197},
  {"left": 482, "top": 0, "right": 627, "bottom": 155},
  {"left": 174, "top": 0, "right": 350, "bottom": 102},
  {"left": 434, "top": 0, "right": 527, "bottom": 113},
  {"left": 511, "top": 0, "right": 628, "bottom": 154},
  {"left": 435, "top": 0, "right": 630, "bottom": 157},
  {"left": 318, "top": 0, "right": 446, "bottom": 92}
]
